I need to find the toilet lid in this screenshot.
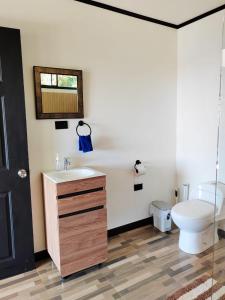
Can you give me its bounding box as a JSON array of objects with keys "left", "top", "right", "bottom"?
[{"left": 172, "top": 200, "right": 214, "bottom": 220}]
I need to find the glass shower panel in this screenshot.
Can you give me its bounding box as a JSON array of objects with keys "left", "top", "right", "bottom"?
[{"left": 212, "top": 16, "right": 225, "bottom": 288}]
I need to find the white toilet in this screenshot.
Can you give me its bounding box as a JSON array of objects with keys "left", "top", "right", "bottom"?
[{"left": 172, "top": 182, "right": 225, "bottom": 254}]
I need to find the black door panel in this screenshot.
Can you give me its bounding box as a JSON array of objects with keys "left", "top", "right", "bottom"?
[
  {"left": 0, "top": 26, "right": 34, "bottom": 279},
  {"left": 0, "top": 192, "right": 13, "bottom": 261},
  {"left": 0, "top": 97, "right": 6, "bottom": 169}
]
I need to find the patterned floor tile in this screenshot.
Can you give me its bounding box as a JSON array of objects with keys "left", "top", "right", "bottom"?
[{"left": 0, "top": 225, "right": 224, "bottom": 300}]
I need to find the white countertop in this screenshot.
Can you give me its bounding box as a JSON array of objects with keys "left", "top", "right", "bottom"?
[{"left": 43, "top": 167, "right": 106, "bottom": 184}]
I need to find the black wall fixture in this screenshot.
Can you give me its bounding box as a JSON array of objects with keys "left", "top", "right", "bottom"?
[
  {"left": 75, "top": 0, "right": 225, "bottom": 29},
  {"left": 76, "top": 120, "right": 92, "bottom": 136},
  {"left": 55, "top": 121, "right": 68, "bottom": 130}
]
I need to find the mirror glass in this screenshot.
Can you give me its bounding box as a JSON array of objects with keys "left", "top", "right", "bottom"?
[
  {"left": 34, "top": 67, "right": 84, "bottom": 119},
  {"left": 40, "top": 73, "right": 78, "bottom": 113}
]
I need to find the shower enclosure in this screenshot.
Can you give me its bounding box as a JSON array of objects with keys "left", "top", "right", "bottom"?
[
  {"left": 212, "top": 16, "right": 225, "bottom": 287},
  {"left": 167, "top": 14, "right": 225, "bottom": 299}
]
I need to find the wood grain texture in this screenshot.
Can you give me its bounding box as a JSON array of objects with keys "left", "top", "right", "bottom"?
[
  {"left": 42, "top": 175, "right": 61, "bottom": 271},
  {"left": 43, "top": 174, "right": 107, "bottom": 277},
  {"left": 59, "top": 208, "right": 107, "bottom": 277},
  {"left": 57, "top": 176, "right": 106, "bottom": 196},
  {"left": 58, "top": 190, "right": 106, "bottom": 216}
]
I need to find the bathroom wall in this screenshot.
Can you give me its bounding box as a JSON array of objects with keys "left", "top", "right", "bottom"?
[
  {"left": 176, "top": 12, "right": 224, "bottom": 197},
  {"left": 0, "top": 0, "right": 177, "bottom": 251}
]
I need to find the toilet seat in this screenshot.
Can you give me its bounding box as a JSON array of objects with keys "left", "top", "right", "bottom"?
[
  {"left": 172, "top": 199, "right": 214, "bottom": 220},
  {"left": 171, "top": 199, "right": 215, "bottom": 234}
]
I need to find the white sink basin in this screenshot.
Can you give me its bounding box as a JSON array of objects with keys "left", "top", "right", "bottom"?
[{"left": 43, "top": 167, "right": 105, "bottom": 184}]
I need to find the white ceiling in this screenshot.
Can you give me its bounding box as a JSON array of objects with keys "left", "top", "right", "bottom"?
[{"left": 96, "top": 0, "right": 225, "bottom": 25}]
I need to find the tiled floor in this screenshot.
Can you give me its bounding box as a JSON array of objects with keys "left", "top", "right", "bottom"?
[{"left": 1, "top": 225, "right": 225, "bottom": 300}]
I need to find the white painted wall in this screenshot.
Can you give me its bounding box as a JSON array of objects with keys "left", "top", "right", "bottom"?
[
  {"left": 0, "top": 0, "right": 177, "bottom": 252},
  {"left": 176, "top": 12, "right": 223, "bottom": 198}
]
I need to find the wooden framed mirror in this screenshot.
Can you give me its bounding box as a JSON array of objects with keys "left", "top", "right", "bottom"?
[{"left": 33, "top": 66, "right": 84, "bottom": 119}]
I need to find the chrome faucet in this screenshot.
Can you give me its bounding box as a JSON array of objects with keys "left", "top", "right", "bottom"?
[{"left": 63, "top": 157, "right": 71, "bottom": 171}]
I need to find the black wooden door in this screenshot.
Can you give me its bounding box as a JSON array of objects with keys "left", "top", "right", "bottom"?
[{"left": 0, "top": 27, "right": 34, "bottom": 279}]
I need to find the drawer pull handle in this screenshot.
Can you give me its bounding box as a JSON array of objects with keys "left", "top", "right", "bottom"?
[
  {"left": 59, "top": 205, "right": 104, "bottom": 219},
  {"left": 58, "top": 187, "right": 104, "bottom": 200}
]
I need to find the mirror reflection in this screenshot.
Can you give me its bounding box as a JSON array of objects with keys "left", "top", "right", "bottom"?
[{"left": 40, "top": 73, "right": 78, "bottom": 113}]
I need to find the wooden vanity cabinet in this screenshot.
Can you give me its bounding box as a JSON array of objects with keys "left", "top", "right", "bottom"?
[{"left": 43, "top": 175, "right": 107, "bottom": 277}]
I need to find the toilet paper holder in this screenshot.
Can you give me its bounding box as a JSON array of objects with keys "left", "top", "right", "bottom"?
[{"left": 134, "top": 160, "right": 142, "bottom": 174}]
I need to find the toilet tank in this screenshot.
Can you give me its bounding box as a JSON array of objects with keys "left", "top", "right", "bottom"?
[{"left": 197, "top": 181, "right": 225, "bottom": 215}]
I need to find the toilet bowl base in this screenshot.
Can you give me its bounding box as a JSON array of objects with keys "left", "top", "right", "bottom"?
[{"left": 179, "top": 224, "right": 218, "bottom": 254}]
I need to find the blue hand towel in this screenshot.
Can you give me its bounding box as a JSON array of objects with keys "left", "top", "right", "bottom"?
[{"left": 79, "top": 135, "right": 93, "bottom": 153}]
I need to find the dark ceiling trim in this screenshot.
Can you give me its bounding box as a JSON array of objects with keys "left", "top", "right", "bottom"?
[
  {"left": 75, "top": 0, "right": 177, "bottom": 29},
  {"left": 75, "top": 0, "right": 225, "bottom": 30},
  {"left": 178, "top": 4, "right": 225, "bottom": 28}
]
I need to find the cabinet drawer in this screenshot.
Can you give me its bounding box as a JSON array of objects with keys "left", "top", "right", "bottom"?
[
  {"left": 58, "top": 190, "right": 106, "bottom": 216},
  {"left": 57, "top": 176, "right": 106, "bottom": 196},
  {"left": 59, "top": 208, "right": 107, "bottom": 277}
]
